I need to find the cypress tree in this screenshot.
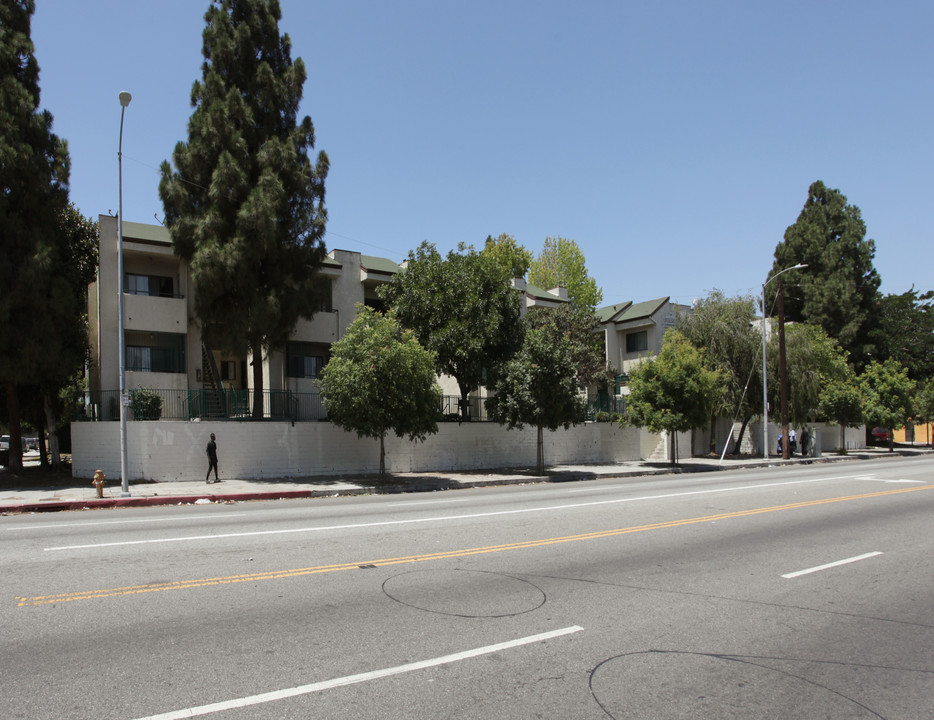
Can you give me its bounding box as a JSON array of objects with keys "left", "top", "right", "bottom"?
[
  {"left": 32, "top": 205, "right": 98, "bottom": 466},
  {"left": 160, "top": 0, "right": 329, "bottom": 418},
  {"left": 770, "top": 181, "right": 881, "bottom": 371},
  {"left": 0, "top": 0, "right": 70, "bottom": 470}
]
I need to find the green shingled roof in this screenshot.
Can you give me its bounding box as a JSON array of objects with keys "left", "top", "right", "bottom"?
[
  {"left": 616, "top": 297, "right": 669, "bottom": 322},
  {"left": 122, "top": 220, "right": 171, "bottom": 244},
  {"left": 596, "top": 297, "right": 670, "bottom": 323},
  {"left": 596, "top": 301, "right": 632, "bottom": 323},
  {"left": 361, "top": 255, "right": 401, "bottom": 275},
  {"left": 525, "top": 282, "right": 569, "bottom": 302}
]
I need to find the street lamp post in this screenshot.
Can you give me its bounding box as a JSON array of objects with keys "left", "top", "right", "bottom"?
[
  {"left": 118, "top": 91, "right": 132, "bottom": 497},
  {"left": 761, "top": 263, "right": 806, "bottom": 462}
]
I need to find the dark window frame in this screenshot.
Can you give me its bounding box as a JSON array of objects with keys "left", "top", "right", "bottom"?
[
  {"left": 125, "top": 331, "right": 186, "bottom": 373},
  {"left": 125, "top": 273, "right": 175, "bottom": 298},
  {"left": 625, "top": 330, "right": 648, "bottom": 353},
  {"left": 286, "top": 341, "right": 328, "bottom": 379}
]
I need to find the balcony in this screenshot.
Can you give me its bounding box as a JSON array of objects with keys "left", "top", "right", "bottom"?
[{"left": 123, "top": 292, "right": 187, "bottom": 334}]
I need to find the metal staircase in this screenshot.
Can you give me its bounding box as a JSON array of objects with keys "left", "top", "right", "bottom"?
[{"left": 190, "top": 342, "right": 226, "bottom": 418}]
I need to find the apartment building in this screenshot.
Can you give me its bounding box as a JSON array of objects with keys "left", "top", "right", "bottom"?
[
  {"left": 86, "top": 216, "right": 566, "bottom": 421},
  {"left": 595, "top": 296, "right": 691, "bottom": 395}
]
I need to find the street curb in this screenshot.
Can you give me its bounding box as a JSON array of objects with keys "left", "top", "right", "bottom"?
[
  {"left": 1, "top": 449, "right": 925, "bottom": 514},
  {"left": 1, "top": 489, "right": 346, "bottom": 514}
]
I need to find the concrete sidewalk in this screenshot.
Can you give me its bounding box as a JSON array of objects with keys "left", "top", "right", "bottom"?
[{"left": 0, "top": 447, "right": 927, "bottom": 514}]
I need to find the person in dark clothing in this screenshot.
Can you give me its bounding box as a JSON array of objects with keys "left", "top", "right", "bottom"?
[{"left": 205, "top": 432, "right": 219, "bottom": 483}]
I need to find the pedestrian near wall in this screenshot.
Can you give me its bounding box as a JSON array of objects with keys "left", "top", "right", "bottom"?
[
  {"left": 801, "top": 428, "right": 811, "bottom": 457},
  {"left": 205, "top": 432, "right": 219, "bottom": 483}
]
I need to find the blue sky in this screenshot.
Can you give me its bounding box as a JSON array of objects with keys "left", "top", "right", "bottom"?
[{"left": 31, "top": 0, "right": 932, "bottom": 305}]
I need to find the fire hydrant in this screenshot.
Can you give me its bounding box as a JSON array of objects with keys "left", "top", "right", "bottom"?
[{"left": 92, "top": 469, "right": 106, "bottom": 498}]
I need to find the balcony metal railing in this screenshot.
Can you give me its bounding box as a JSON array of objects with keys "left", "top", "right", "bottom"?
[
  {"left": 76, "top": 389, "right": 304, "bottom": 422},
  {"left": 438, "top": 395, "right": 490, "bottom": 421},
  {"left": 585, "top": 394, "right": 627, "bottom": 420},
  {"left": 75, "top": 391, "right": 499, "bottom": 423}
]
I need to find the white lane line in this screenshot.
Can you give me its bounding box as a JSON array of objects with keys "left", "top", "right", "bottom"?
[
  {"left": 384, "top": 498, "right": 469, "bottom": 507},
  {"left": 132, "top": 625, "right": 584, "bottom": 720},
  {"left": 43, "top": 475, "right": 878, "bottom": 552},
  {"left": 565, "top": 472, "right": 875, "bottom": 493},
  {"left": 857, "top": 476, "right": 925, "bottom": 484},
  {"left": 782, "top": 551, "right": 883, "bottom": 579},
  {"left": 6, "top": 513, "right": 247, "bottom": 531},
  {"left": 566, "top": 485, "right": 628, "bottom": 493}
]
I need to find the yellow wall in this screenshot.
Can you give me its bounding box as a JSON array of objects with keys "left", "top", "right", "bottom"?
[{"left": 894, "top": 423, "right": 934, "bottom": 444}]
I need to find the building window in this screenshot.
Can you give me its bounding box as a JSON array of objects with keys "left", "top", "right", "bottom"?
[
  {"left": 626, "top": 330, "right": 648, "bottom": 353},
  {"left": 286, "top": 342, "right": 327, "bottom": 379},
  {"left": 317, "top": 280, "right": 333, "bottom": 313},
  {"left": 126, "top": 332, "right": 186, "bottom": 373},
  {"left": 125, "top": 273, "right": 175, "bottom": 298},
  {"left": 364, "top": 296, "right": 386, "bottom": 313}
]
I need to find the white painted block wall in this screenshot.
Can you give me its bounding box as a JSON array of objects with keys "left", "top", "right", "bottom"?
[{"left": 71, "top": 421, "right": 652, "bottom": 482}]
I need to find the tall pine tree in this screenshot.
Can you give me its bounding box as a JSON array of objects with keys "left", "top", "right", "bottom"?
[
  {"left": 0, "top": 0, "right": 70, "bottom": 470},
  {"left": 770, "top": 181, "right": 881, "bottom": 371},
  {"left": 35, "top": 205, "right": 98, "bottom": 466},
  {"left": 160, "top": 0, "right": 328, "bottom": 418}
]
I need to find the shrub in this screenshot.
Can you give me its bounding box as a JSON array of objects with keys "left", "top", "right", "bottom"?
[
  {"left": 130, "top": 388, "right": 163, "bottom": 420},
  {"left": 593, "top": 411, "right": 611, "bottom": 423}
]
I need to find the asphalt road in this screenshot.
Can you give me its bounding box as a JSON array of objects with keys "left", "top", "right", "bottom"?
[{"left": 2, "top": 456, "right": 932, "bottom": 719}]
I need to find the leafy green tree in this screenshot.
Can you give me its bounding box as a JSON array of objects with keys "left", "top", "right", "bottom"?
[
  {"left": 160, "top": 0, "right": 329, "bottom": 419},
  {"left": 525, "top": 304, "right": 605, "bottom": 390},
  {"left": 0, "top": 0, "right": 70, "bottom": 471},
  {"left": 770, "top": 181, "right": 881, "bottom": 371},
  {"left": 870, "top": 288, "right": 934, "bottom": 382},
  {"left": 486, "top": 315, "right": 587, "bottom": 475},
  {"left": 768, "top": 323, "right": 851, "bottom": 428},
  {"left": 622, "top": 330, "right": 720, "bottom": 465},
  {"left": 818, "top": 376, "right": 864, "bottom": 452},
  {"left": 483, "top": 233, "right": 532, "bottom": 279},
  {"left": 913, "top": 377, "right": 934, "bottom": 447},
  {"left": 529, "top": 236, "right": 603, "bottom": 313},
  {"left": 379, "top": 241, "right": 524, "bottom": 420},
  {"left": 676, "top": 291, "right": 761, "bottom": 453},
  {"left": 860, "top": 358, "right": 915, "bottom": 451},
  {"left": 317, "top": 307, "right": 441, "bottom": 479}
]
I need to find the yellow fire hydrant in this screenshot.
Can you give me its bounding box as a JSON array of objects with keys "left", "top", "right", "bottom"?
[{"left": 92, "top": 469, "right": 106, "bottom": 498}]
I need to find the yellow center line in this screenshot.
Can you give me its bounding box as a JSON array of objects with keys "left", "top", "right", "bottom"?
[{"left": 17, "top": 483, "right": 934, "bottom": 607}]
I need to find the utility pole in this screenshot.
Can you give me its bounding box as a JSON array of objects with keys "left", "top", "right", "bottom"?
[{"left": 778, "top": 278, "right": 790, "bottom": 460}]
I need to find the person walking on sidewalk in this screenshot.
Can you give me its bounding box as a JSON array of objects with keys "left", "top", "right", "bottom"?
[{"left": 205, "top": 432, "right": 220, "bottom": 483}]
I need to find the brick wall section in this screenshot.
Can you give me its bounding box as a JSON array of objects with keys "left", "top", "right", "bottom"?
[{"left": 71, "top": 421, "right": 650, "bottom": 481}]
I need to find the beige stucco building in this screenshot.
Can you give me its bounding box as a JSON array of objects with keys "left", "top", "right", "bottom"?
[
  {"left": 86, "top": 216, "right": 566, "bottom": 421},
  {"left": 597, "top": 296, "right": 690, "bottom": 378}
]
